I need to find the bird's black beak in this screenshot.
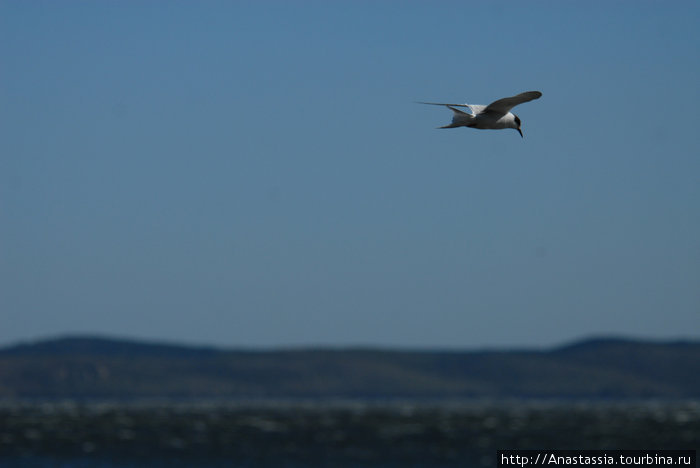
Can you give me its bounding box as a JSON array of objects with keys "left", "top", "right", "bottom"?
[{"left": 517, "top": 128, "right": 523, "bottom": 138}]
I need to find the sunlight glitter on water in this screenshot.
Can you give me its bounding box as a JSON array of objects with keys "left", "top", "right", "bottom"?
[{"left": 1, "top": 400, "right": 698, "bottom": 468}]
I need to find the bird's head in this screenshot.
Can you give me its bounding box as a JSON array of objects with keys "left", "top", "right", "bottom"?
[{"left": 514, "top": 115, "right": 523, "bottom": 138}]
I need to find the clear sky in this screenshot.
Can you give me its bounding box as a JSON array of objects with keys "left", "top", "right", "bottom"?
[{"left": 1, "top": 1, "right": 699, "bottom": 349}]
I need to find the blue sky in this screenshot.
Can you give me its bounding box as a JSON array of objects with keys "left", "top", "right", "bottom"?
[{"left": 1, "top": 2, "right": 699, "bottom": 349}]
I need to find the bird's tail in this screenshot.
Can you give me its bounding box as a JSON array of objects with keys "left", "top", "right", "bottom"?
[{"left": 438, "top": 105, "right": 472, "bottom": 129}]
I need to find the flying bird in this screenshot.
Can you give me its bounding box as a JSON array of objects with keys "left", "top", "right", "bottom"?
[{"left": 418, "top": 91, "right": 542, "bottom": 137}]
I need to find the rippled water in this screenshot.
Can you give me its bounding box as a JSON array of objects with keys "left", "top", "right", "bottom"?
[{"left": 1, "top": 400, "right": 698, "bottom": 467}]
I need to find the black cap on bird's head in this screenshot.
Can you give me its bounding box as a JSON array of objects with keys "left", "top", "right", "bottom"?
[{"left": 514, "top": 115, "right": 523, "bottom": 138}]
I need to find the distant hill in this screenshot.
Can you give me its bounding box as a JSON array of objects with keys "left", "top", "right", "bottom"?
[{"left": 1, "top": 336, "right": 698, "bottom": 399}]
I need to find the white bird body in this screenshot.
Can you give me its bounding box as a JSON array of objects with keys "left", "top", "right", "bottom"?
[
  {"left": 419, "top": 91, "right": 542, "bottom": 137},
  {"left": 446, "top": 108, "right": 516, "bottom": 130}
]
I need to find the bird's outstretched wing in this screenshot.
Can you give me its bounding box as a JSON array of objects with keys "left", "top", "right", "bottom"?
[
  {"left": 484, "top": 91, "right": 542, "bottom": 114},
  {"left": 416, "top": 102, "right": 480, "bottom": 114},
  {"left": 417, "top": 101, "right": 469, "bottom": 107}
]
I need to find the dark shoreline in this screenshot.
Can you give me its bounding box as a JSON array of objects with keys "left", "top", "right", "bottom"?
[{"left": 3, "top": 335, "right": 700, "bottom": 400}]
